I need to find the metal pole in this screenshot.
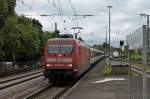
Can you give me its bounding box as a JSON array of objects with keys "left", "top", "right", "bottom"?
[
  {"left": 147, "top": 15, "right": 149, "bottom": 49},
  {"left": 128, "top": 49, "right": 131, "bottom": 99},
  {"left": 140, "top": 14, "right": 149, "bottom": 99},
  {"left": 105, "top": 27, "right": 108, "bottom": 54},
  {"left": 107, "top": 6, "right": 112, "bottom": 66},
  {"left": 147, "top": 15, "right": 149, "bottom": 70},
  {"left": 105, "top": 27, "right": 108, "bottom": 45},
  {"left": 142, "top": 15, "right": 149, "bottom": 99},
  {"left": 120, "top": 45, "right": 122, "bottom": 65},
  {"left": 55, "top": 22, "right": 57, "bottom": 31},
  {"left": 142, "top": 25, "right": 148, "bottom": 99},
  {"left": 108, "top": 7, "right": 110, "bottom": 60}
]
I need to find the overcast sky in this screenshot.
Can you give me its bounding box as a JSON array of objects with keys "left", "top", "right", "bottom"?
[{"left": 15, "top": 0, "right": 150, "bottom": 47}]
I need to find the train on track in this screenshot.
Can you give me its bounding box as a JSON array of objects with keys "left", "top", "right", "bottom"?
[{"left": 43, "top": 38, "right": 104, "bottom": 83}]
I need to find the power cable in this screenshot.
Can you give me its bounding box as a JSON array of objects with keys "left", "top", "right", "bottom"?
[
  {"left": 31, "top": 0, "right": 34, "bottom": 12},
  {"left": 53, "top": 0, "right": 56, "bottom": 7},
  {"left": 58, "top": 0, "right": 63, "bottom": 13},
  {"left": 68, "top": 0, "right": 77, "bottom": 15},
  {"left": 19, "top": 0, "right": 31, "bottom": 8},
  {"left": 67, "top": 0, "right": 79, "bottom": 27}
]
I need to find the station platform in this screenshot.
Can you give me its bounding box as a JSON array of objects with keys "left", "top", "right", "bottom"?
[{"left": 62, "top": 60, "right": 150, "bottom": 99}]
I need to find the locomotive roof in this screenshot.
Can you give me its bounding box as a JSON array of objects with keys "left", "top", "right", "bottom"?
[
  {"left": 47, "top": 38, "right": 85, "bottom": 45},
  {"left": 47, "top": 38, "right": 104, "bottom": 53},
  {"left": 48, "top": 38, "right": 77, "bottom": 41}
]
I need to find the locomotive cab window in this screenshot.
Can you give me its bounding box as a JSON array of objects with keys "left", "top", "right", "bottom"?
[
  {"left": 61, "top": 45, "right": 73, "bottom": 54},
  {"left": 48, "top": 45, "right": 60, "bottom": 53},
  {"left": 48, "top": 45, "right": 73, "bottom": 54}
]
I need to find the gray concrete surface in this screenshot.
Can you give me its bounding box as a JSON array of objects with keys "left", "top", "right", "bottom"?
[{"left": 64, "top": 60, "right": 150, "bottom": 99}]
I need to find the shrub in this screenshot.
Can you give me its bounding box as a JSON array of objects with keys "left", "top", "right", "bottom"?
[{"left": 103, "top": 64, "right": 112, "bottom": 76}]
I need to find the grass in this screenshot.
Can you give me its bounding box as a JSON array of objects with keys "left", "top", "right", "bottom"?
[
  {"left": 131, "top": 54, "right": 141, "bottom": 61},
  {"left": 102, "top": 64, "right": 112, "bottom": 76}
]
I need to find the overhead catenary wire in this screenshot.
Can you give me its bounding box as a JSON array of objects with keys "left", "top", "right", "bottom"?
[
  {"left": 17, "top": 0, "right": 108, "bottom": 50},
  {"left": 21, "top": 0, "right": 24, "bottom": 4},
  {"left": 56, "top": 0, "right": 62, "bottom": 15},
  {"left": 18, "top": 0, "right": 139, "bottom": 32},
  {"left": 19, "top": 0, "right": 149, "bottom": 17},
  {"left": 19, "top": 0, "right": 67, "bottom": 32},
  {"left": 19, "top": 0, "right": 32, "bottom": 9},
  {"left": 20, "top": 0, "right": 34, "bottom": 12},
  {"left": 47, "top": 0, "right": 57, "bottom": 8},
  {"left": 53, "top": 0, "right": 56, "bottom": 7},
  {"left": 67, "top": 0, "right": 79, "bottom": 27},
  {"left": 56, "top": 0, "right": 67, "bottom": 33},
  {"left": 68, "top": 0, "right": 77, "bottom": 16},
  {"left": 58, "top": 0, "right": 63, "bottom": 13},
  {"left": 31, "top": 0, "right": 34, "bottom": 12},
  {"left": 47, "top": 0, "right": 68, "bottom": 33}
]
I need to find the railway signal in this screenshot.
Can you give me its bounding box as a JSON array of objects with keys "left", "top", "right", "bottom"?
[
  {"left": 120, "top": 40, "right": 124, "bottom": 65},
  {"left": 120, "top": 40, "right": 124, "bottom": 47}
]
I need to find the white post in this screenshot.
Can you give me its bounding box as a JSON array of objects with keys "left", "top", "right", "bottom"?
[{"left": 142, "top": 25, "right": 148, "bottom": 99}]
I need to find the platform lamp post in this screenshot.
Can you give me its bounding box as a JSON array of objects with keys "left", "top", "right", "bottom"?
[
  {"left": 107, "top": 5, "right": 113, "bottom": 66},
  {"left": 140, "top": 14, "right": 149, "bottom": 49},
  {"left": 103, "top": 27, "right": 108, "bottom": 57},
  {"left": 105, "top": 27, "right": 108, "bottom": 52},
  {"left": 127, "top": 44, "right": 132, "bottom": 99},
  {"left": 140, "top": 13, "right": 149, "bottom": 99}
]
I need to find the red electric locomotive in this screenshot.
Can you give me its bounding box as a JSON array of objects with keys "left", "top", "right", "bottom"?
[{"left": 43, "top": 38, "right": 95, "bottom": 83}]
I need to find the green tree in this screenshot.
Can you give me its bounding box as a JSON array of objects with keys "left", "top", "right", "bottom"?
[
  {"left": 17, "top": 16, "right": 41, "bottom": 61},
  {"left": 53, "top": 30, "right": 60, "bottom": 37},
  {"left": 7, "top": 0, "right": 16, "bottom": 15},
  {"left": 0, "top": 30, "right": 4, "bottom": 59},
  {"left": 3, "top": 16, "right": 21, "bottom": 63},
  {"left": 0, "top": 0, "right": 61, "bottom": 62},
  {"left": 42, "top": 31, "right": 54, "bottom": 44},
  {"left": 0, "top": 0, "right": 8, "bottom": 28}
]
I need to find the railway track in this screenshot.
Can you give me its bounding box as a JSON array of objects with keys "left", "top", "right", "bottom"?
[
  {"left": 23, "top": 76, "right": 79, "bottom": 99},
  {"left": 23, "top": 58, "right": 147, "bottom": 99},
  {"left": 0, "top": 70, "right": 43, "bottom": 90},
  {"left": 0, "top": 66, "right": 41, "bottom": 77},
  {"left": 111, "top": 58, "right": 150, "bottom": 77},
  {"left": 131, "top": 66, "right": 150, "bottom": 78},
  {"left": 24, "top": 83, "right": 52, "bottom": 99},
  {"left": 21, "top": 58, "right": 146, "bottom": 99},
  {"left": 24, "top": 84, "right": 72, "bottom": 99},
  {"left": 23, "top": 56, "right": 104, "bottom": 99}
]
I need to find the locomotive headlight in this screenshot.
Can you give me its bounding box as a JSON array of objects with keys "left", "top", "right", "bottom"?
[
  {"left": 58, "top": 54, "right": 62, "bottom": 57},
  {"left": 47, "top": 64, "right": 52, "bottom": 67},
  {"left": 67, "top": 64, "right": 72, "bottom": 67},
  {"left": 73, "top": 69, "right": 77, "bottom": 72}
]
